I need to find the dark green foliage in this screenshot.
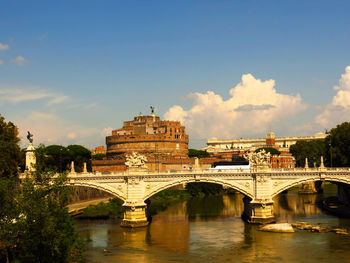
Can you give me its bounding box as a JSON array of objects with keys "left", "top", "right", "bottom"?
[
  {"left": 0, "top": 176, "right": 21, "bottom": 263},
  {"left": 289, "top": 140, "right": 327, "bottom": 167},
  {"left": 0, "top": 116, "right": 83, "bottom": 262},
  {"left": 188, "top": 149, "right": 210, "bottom": 158},
  {"left": 0, "top": 115, "right": 21, "bottom": 177},
  {"left": 255, "top": 147, "right": 281, "bottom": 155},
  {"left": 91, "top": 153, "right": 106, "bottom": 160},
  {"left": 325, "top": 122, "right": 350, "bottom": 167},
  {"left": 16, "top": 171, "right": 83, "bottom": 263},
  {"left": 186, "top": 183, "right": 223, "bottom": 197},
  {"left": 232, "top": 155, "right": 247, "bottom": 162},
  {"left": 36, "top": 144, "right": 92, "bottom": 173},
  {"left": 67, "top": 145, "right": 92, "bottom": 172}
]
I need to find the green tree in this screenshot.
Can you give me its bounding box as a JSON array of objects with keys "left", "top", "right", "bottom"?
[
  {"left": 91, "top": 153, "right": 106, "bottom": 160},
  {"left": 16, "top": 171, "right": 83, "bottom": 262},
  {"left": 289, "top": 140, "right": 326, "bottom": 167},
  {"left": 186, "top": 183, "right": 223, "bottom": 196},
  {"left": 36, "top": 144, "right": 92, "bottom": 173},
  {"left": 0, "top": 115, "right": 21, "bottom": 177},
  {"left": 188, "top": 149, "right": 210, "bottom": 159},
  {"left": 67, "top": 145, "right": 92, "bottom": 172},
  {"left": 325, "top": 122, "right": 350, "bottom": 167},
  {"left": 0, "top": 176, "right": 21, "bottom": 263}
]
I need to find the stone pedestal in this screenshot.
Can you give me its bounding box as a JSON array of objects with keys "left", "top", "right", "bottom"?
[
  {"left": 25, "top": 143, "right": 36, "bottom": 172},
  {"left": 242, "top": 196, "right": 275, "bottom": 224},
  {"left": 299, "top": 182, "right": 317, "bottom": 194},
  {"left": 120, "top": 202, "right": 149, "bottom": 228}
]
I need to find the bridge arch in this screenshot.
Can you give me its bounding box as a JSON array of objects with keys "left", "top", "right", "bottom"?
[
  {"left": 67, "top": 182, "right": 126, "bottom": 201},
  {"left": 143, "top": 177, "right": 253, "bottom": 201},
  {"left": 272, "top": 176, "right": 350, "bottom": 198}
]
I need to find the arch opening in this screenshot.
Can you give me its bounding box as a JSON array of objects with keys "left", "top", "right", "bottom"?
[{"left": 143, "top": 179, "right": 253, "bottom": 202}]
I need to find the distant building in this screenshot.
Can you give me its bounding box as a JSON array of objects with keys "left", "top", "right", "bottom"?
[
  {"left": 204, "top": 132, "right": 326, "bottom": 169},
  {"left": 106, "top": 113, "right": 189, "bottom": 159},
  {"left": 205, "top": 132, "right": 327, "bottom": 154},
  {"left": 93, "top": 111, "right": 202, "bottom": 172},
  {"left": 91, "top": 146, "right": 106, "bottom": 155}
]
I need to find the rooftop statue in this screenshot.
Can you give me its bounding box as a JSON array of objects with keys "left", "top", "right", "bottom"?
[
  {"left": 27, "top": 131, "right": 33, "bottom": 144},
  {"left": 125, "top": 152, "right": 148, "bottom": 169},
  {"left": 150, "top": 106, "right": 155, "bottom": 115}
]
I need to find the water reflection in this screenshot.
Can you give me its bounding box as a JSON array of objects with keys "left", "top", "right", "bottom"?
[{"left": 76, "top": 191, "right": 350, "bottom": 263}]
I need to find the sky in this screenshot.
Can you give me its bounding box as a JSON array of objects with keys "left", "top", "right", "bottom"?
[{"left": 1, "top": 0, "right": 350, "bottom": 149}]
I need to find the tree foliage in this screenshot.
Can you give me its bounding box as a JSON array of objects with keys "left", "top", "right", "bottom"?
[
  {"left": 188, "top": 149, "right": 210, "bottom": 159},
  {"left": 186, "top": 183, "right": 223, "bottom": 196},
  {"left": 91, "top": 153, "right": 106, "bottom": 160},
  {"left": 255, "top": 147, "right": 281, "bottom": 156},
  {"left": 16, "top": 171, "right": 83, "bottom": 262},
  {"left": 36, "top": 144, "right": 92, "bottom": 173},
  {"left": 289, "top": 140, "right": 326, "bottom": 167},
  {"left": 0, "top": 116, "right": 83, "bottom": 262},
  {"left": 0, "top": 115, "right": 21, "bottom": 177},
  {"left": 325, "top": 122, "right": 350, "bottom": 167}
]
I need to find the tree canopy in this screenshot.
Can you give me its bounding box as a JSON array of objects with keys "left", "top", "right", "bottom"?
[
  {"left": 325, "top": 122, "right": 350, "bottom": 167},
  {"left": 35, "top": 144, "right": 92, "bottom": 173},
  {"left": 0, "top": 116, "right": 83, "bottom": 262},
  {"left": 188, "top": 149, "right": 210, "bottom": 159},
  {"left": 0, "top": 115, "right": 21, "bottom": 177},
  {"left": 289, "top": 140, "right": 326, "bottom": 167}
]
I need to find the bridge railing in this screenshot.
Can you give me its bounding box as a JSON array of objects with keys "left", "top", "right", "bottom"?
[{"left": 63, "top": 166, "right": 350, "bottom": 178}]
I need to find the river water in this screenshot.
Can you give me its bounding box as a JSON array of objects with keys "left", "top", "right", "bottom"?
[{"left": 75, "top": 187, "right": 350, "bottom": 263}]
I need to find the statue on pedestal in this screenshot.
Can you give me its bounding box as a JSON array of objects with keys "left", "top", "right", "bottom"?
[
  {"left": 27, "top": 131, "right": 33, "bottom": 144},
  {"left": 25, "top": 131, "right": 36, "bottom": 172}
]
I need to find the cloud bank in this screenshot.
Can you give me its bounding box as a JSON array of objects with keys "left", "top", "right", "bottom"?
[
  {"left": 164, "top": 73, "right": 306, "bottom": 140},
  {"left": 0, "top": 87, "right": 69, "bottom": 105},
  {"left": 315, "top": 66, "right": 350, "bottom": 129}
]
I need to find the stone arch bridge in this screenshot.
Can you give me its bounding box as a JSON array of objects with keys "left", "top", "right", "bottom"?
[{"left": 66, "top": 167, "right": 350, "bottom": 227}]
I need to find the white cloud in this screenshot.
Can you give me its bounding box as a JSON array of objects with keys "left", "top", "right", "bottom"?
[
  {"left": 164, "top": 73, "right": 306, "bottom": 141},
  {"left": 315, "top": 66, "right": 350, "bottom": 128},
  {"left": 67, "top": 132, "right": 77, "bottom": 139},
  {"left": 101, "top": 127, "right": 113, "bottom": 137},
  {"left": 0, "top": 87, "right": 69, "bottom": 105},
  {"left": 16, "top": 111, "right": 99, "bottom": 147},
  {"left": 0, "top": 43, "right": 9, "bottom": 50},
  {"left": 10, "top": 56, "right": 27, "bottom": 66}
]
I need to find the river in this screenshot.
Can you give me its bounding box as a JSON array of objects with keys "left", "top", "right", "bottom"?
[{"left": 75, "top": 186, "right": 350, "bottom": 263}]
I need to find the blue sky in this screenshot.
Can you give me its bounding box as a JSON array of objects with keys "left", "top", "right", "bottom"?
[{"left": 1, "top": 1, "right": 350, "bottom": 148}]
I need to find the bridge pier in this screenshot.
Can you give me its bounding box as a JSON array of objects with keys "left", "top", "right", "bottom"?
[
  {"left": 242, "top": 196, "right": 275, "bottom": 224},
  {"left": 120, "top": 202, "right": 149, "bottom": 228}
]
